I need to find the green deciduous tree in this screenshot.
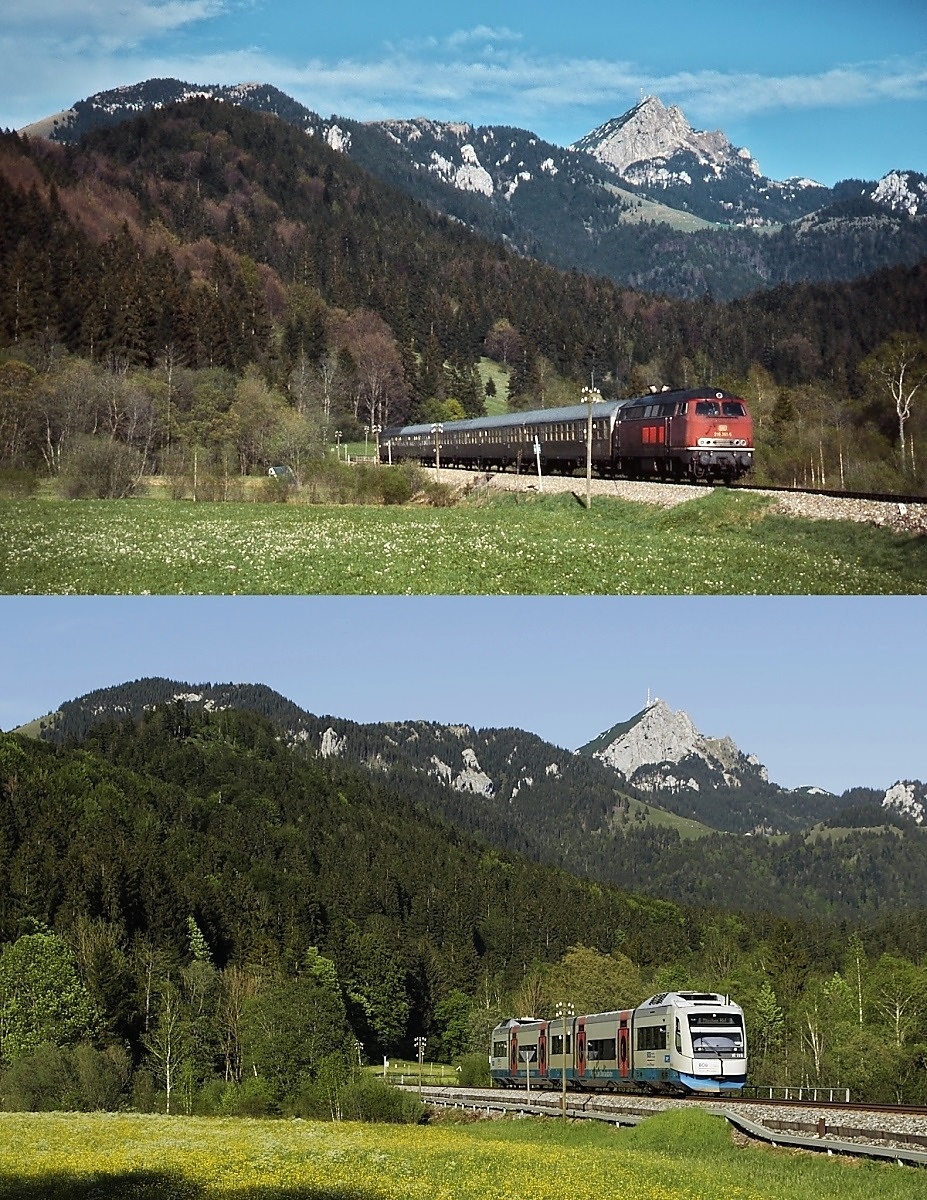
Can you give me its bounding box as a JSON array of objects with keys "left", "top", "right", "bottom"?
[
  {"left": 0, "top": 932, "right": 97, "bottom": 1064},
  {"left": 241, "top": 966, "right": 352, "bottom": 1101},
  {"left": 542, "top": 944, "right": 643, "bottom": 1016},
  {"left": 432, "top": 989, "right": 473, "bottom": 1061},
  {"left": 344, "top": 930, "right": 410, "bottom": 1056}
]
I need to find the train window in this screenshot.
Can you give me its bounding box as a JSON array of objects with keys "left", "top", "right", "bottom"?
[
  {"left": 493, "top": 1041, "right": 507, "bottom": 1058},
  {"left": 586, "top": 1037, "right": 616, "bottom": 1062},
  {"left": 696, "top": 401, "right": 721, "bottom": 416},
  {"left": 722, "top": 401, "right": 746, "bottom": 417},
  {"left": 636, "top": 1025, "right": 667, "bottom": 1052},
  {"left": 550, "top": 1034, "right": 572, "bottom": 1056}
]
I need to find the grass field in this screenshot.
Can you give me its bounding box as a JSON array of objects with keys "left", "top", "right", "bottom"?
[
  {"left": 2, "top": 489, "right": 925, "bottom": 595},
  {"left": 0, "top": 1107, "right": 923, "bottom": 1200}
]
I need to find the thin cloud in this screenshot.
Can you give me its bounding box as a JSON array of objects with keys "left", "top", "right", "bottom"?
[
  {"left": 3, "top": 0, "right": 230, "bottom": 44},
  {"left": 265, "top": 45, "right": 927, "bottom": 131},
  {"left": 4, "top": 17, "right": 925, "bottom": 147},
  {"left": 656, "top": 60, "right": 927, "bottom": 119}
]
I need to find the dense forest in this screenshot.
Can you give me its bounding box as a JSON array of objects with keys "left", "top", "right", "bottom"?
[
  {"left": 2, "top": 703, "right": 927, "bottom": 1113},
  {"left": 1, "top": 99, "right": 926, "bottom": 496}
]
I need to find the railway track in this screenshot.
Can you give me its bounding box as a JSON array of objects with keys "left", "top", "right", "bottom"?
[
  {"left": 413, "top": 1086, "right": 927, "bottom": 1167},
  {"left": 436, "top": 465, "right": 927, "bottom": 534},
  {"left": 729, "top": 481, "right": 927, "bottom": 507}
]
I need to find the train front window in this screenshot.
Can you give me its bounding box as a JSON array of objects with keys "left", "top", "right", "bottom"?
[
  {"left": 695, "top": 401, "right": 720, "bottom": 416},
  {"left": 722, "top": 401, "right": 746, "bottom": 417},
  {"left": 687, "top": 1014, "right": 744, "bottom": 1056}
]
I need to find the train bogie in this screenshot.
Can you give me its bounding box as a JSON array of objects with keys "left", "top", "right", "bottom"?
[{"left": 490, "top": 992, "right": 746, "bottom": 1096}]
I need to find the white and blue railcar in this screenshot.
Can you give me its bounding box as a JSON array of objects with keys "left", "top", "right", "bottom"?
[{"left": 491, "top": 991, "right": 746, "bottom": 1096}]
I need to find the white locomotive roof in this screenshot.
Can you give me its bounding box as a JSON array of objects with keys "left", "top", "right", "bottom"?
[{"left": 641, "top": 991, "right": 736, "bottom": 1009}]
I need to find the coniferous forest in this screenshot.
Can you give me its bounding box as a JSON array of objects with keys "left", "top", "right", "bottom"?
[
  {"left": 2, "top": 703, "right": 927, "bottom": 1114},
  {"left": 1, "top": 98, "right": 926, "bottom": 495}
]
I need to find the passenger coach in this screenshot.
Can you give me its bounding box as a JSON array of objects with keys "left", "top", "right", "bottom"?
[
  {"left": 491, "top": 991, "right": 747, "bottom": 1096},
  {"left": 380, "top": 387, "right": 753, "bottom": 483}
]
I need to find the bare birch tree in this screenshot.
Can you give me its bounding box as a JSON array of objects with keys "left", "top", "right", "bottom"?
[{"left": 860, "top": 333, "right": 927, "bottom": 467}]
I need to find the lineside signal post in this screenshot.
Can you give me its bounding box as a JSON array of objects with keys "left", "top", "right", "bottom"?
[
  {"left": 556, "top": 1000, "right": 575, "bottom": 1118},
  {"left": 413, "top": 1036, "right": 427, "bottom": 1095},
  {"left": 519, "top": 1045, "right": 536, "bottom": 1102},
  {"left": 581, "top": 386, "right": 602, "bottom": 509}
]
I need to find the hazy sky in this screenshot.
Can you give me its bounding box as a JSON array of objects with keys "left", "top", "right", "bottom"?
[
  {"left": 1, "top": 0, "right": 924, "bottom": 184},
  {"left": 1, "top": 595, "right": 923, "bottom": 794}
]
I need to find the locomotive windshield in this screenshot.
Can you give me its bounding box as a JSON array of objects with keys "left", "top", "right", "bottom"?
[
  {"left": 687, "top": 1013, "right": 744, "bottom": 1056},
  {"left": 694, "top": 400, "right": 747, "bottom": 417}
]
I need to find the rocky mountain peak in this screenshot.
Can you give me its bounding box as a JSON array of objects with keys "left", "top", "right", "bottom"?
[
  {"left": 882, "top": 780, "right": 926, "bottom": 824},
  {"left": 868, "top": 171, "right": 927, "bottom": 218},
  {"left": 571, "top": 95, "right": 761, "bottom": 182},
  {"left": 578, "top": 698, "right": 768, "bottom": 794}
]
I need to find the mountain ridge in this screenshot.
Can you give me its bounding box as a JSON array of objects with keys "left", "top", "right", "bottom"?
[
  {"left": 17, "top": 77, "right": 927, "bottom": 301},
  {"left": 12, "top": 677, "right": 927, "bottom": 921},
  {"left": 17, "top": 677, "right": 919, "bottom": 831}
]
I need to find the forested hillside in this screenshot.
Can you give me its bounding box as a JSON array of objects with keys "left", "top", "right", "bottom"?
[
  {"left": 1, "top": 99, "right": 926, "bottom": 494},
  {"left": 25, "top": 678, "right": 927, "bottom": 921},
  {"left": 27, "top": 79, "right": 927, "bottom": 299},
  {"left": 3, "top": 703, "right": 927, "bottom": 1112}
]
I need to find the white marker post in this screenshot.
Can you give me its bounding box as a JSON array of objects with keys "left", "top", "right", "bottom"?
[
  {"left": 519, "top": 1046, "right": 536, "bottom": 1103},
  {"left": 533, "top": 437, "right": 543, "bottom": 491}
]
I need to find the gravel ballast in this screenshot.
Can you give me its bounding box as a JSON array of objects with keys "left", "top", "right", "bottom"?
[{"left": 442, "top": 467, "right": 927, "bottom": 535}]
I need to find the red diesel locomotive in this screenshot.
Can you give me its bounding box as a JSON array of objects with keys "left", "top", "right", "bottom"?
[{"left": 380, "top": 386, "right": 754, "bottom": 484}]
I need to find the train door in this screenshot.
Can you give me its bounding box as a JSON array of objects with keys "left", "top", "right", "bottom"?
[
  {"left": 577, "top": 1019, "right": 587, "bottom": 1080},
  {"left": 666, "top": 401, "right": 685, "bottom": 460},
  {"left": 509, "top": 1030, "right": 519, "bottom": 1081},
  {"left": 617, "top": 1012, "right": 631, "bottom": 1080},
  {"left": 538, "top": 1023, "right": 548, "bottom": 1078}
]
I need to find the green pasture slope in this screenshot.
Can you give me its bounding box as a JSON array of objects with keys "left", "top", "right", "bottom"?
[
  {"left": 1, "top": 490, "right": 925, "bottom": 594},
  {"left": 1, "top": 1108, "right": 924, "bottom": 1200}
]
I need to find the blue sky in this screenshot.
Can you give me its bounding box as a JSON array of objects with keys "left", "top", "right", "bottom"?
[
  {"left": 1, "top": 0, "right": 924, "bottom": 184},
  {"left": 1, "top": 596, "right": 923, "bottom": 794}
]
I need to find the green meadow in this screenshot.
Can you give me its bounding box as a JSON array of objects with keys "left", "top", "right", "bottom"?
[
  {"left": 0, "top": 1108, "right": 923, "bottom": 1200},
  {"left": 2, "top": 490, "right": 925, "bottom": 594}
]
